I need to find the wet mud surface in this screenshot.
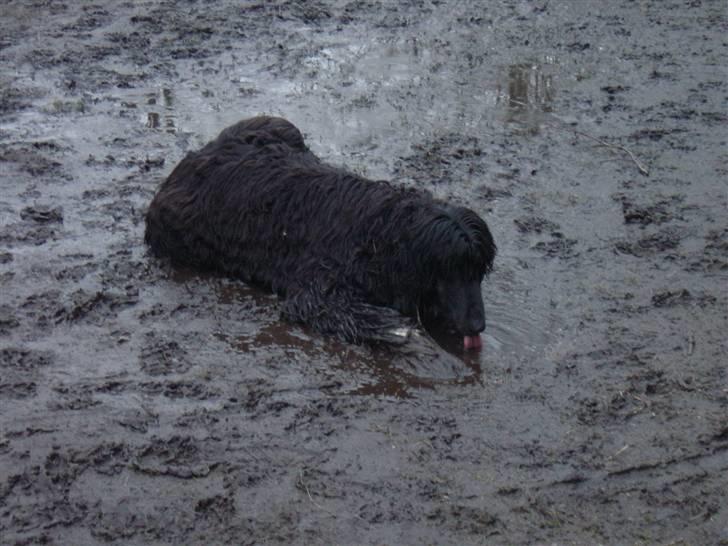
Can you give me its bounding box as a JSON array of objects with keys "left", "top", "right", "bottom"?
[{"left": 1, "top": 1, "right": 727, "bottom": 544}]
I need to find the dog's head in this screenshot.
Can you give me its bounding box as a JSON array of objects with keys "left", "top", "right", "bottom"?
[{"left": 415, "top": 206, "right": 496, "bottom": 350}]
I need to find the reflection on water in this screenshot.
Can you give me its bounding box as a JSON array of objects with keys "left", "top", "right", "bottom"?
[
  {"left": 160, "top": 88, "right": 173, "bottom": 107},
  {"left": 146, "top": 111, "right": 160, "bottom": 128},
  {"left": 208, "top": 279, "right": 482, "bottom": 397},
  {"left": 113, "top": 86, "right": 180, "bottom": 133},
  {"left": 498, "top": 61, "right": 557, "bottom": 134},
  {"left": 504, "top": 63, "right": 555, "bottom": 110},
  {"left": 163, "top": 241, "right": 554, "bottom": 398},
  {"left": 484, "top": 254, "right": 556, "bottom": 359},
  {"left": 145, "top": 87, "right": 177, "bottom": 133}
]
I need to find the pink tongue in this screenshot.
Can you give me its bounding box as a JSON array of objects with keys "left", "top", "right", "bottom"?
[{"left": 463, "top": 335, "right": 482, "bottom": 351}]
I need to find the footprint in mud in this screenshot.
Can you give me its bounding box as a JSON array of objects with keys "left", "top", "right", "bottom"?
[
  {"left": 0, "top": 305, "right": 20, "bottom": 334},
  {"left": 0, "top": 381, "right": 37, "bottom": 399},
  {"left": 0, "top": 348, "right": 54, "bottom": 400},
  {"left": 0, "top": 222, "right": 61, "bottom": 247},
  {"left": 20, "top": 205, "right": 63, "bottom": 224},
  {"left": 0, "top": 347, "right": 53, "bottom": 369},
  {"left": 140, "top": 333, "right": 193, "bottom": 376},
  {"left": 513, "top": 215, "right": 579, "bottom": 259},
  {"left": 532, "top": 233, "right": 579, "bottom": 259},
  {"left": 613, "top": 193, "right": 686, "bottom": 226},
  {"left": 395, "top": 133, "right": 488, "bottom": 186},
  {"left": 55, "top": 287, "right": 140, "bottom": 324},
  {"left": 44, "top": 450, "right": 80, "bottom": 486},
  {"left": 0, "top": 144, "right": 63, "bottom": 177},
  {"left": 132, "top": 435, "right": 214, "bottom": 478},
  {"left": 51, "top": 379, "right": 135, "bottom": 410},
  {"left": 0, "top": 205, "right": 64, "bottom": 247},
  {"left": 139, "top": 380, "right": 219, "bottom": 400},
  {"left": 425, "top": 505, "right": 500, "bottom": 536},
  {"left": 651, "top": 288, "right": 716, "bottom": 309},
  {"left": 514, "top": 215, "right": 560, "bottom": 234},
  {"left": 687, "top": 227, "right": 728, "bottom": 272},
  {"left": 194, "top": 495, "right": 236, "bottom": 524},
  {"left": 50, "top": 392, "right": 100, "bottom": 411},
  {"left": 54, "top": 266, "right": 96, "bottom": 287},
  {"left": 615, "top": 227, "right": 682, "bottom": 257},
  {"left": 651, "top": 288, "right": 693, "bottom": 308}
]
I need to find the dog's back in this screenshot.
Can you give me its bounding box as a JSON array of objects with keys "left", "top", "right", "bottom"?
[
  {"left": 144, "top": 116, "right": 313, "bottom": 269},
  {"left": 145, "top": 116, "right": 398, "bottom": 277}
]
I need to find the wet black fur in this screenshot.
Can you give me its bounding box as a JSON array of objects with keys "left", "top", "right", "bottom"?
[{"left": 145, "top": 116, "right": 496, "bottom": 344}]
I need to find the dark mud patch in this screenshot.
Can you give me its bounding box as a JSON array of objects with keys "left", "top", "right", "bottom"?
[
  {"left": 0, "top": 207, "right": 64, "bottom": 246},
  {"left": 614, "top": 227, "right": 683, "bottom": 257},
  {"left": 140, "top": 335, "right": 194, "bottom": 376},
  {"left": 0, "top": 348, "right": 54, "bottom": 400},
  {"left": 532, "top": 233, "right": 579, "bottom": 259},
  {"left": 514, "top": 215, "right": 560, "bottom": 234},
  {"left": 0, "top": 143, "right": 64, "bottom": 177},
  {"left": 616, "top": 193, "right": 687, "bottom": 226},
  {"left": 690, "top": 227, "right": 728, "bottom": 272}
]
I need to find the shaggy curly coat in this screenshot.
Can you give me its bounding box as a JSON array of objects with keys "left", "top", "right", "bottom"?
[{"left": 145, "top": 116, "right": 496, "bottom": 345}]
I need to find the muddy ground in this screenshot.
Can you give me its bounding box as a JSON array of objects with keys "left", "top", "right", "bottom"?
[{"left": 1, "top": 1, "right": 727, "bottom": 544}]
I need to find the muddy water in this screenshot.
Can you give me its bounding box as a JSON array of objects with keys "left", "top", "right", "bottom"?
[{"left": 1, "top": 1, "right": 727, "bottom": 544}]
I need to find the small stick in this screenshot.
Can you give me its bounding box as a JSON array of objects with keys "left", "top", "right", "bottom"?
[
  {"left": 297, "top": 470, "right": 338, "bottom": 519},
  {"left": 297, "top": 469, "right": 366, "bottom": 522},
  {"left": 571, "top": 129, "right": 650, "bottom": 177},
  {"left": 612, "top": 444, "right": 629, "bottom": 459},
  {"left": 508, "top": 98, "right": 649, "bottom": 177}
]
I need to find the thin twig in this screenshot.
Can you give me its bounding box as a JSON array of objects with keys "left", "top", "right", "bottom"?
[
  {"left": 297, "top": 470, "right": 338, "bottom": 519},
  {"left": 297, "top": 469, "right": 366, "bottom": 522},
  {"left": 507, "top": 98, "right": 649, "bottom": 177},
  {"left": 610, "top": 444, "right": 630, "bottom": 460},
  {"left": 571, "top": 129, "right": 650, "bottom": 177}
]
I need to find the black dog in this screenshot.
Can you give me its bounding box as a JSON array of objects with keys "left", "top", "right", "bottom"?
[{"left": 145, "top": 116, "right": 496, "bottom": 350}]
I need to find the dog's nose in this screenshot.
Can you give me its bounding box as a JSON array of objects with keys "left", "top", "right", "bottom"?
[
  {"left": 466, "top": 313, "right": 485, "bottom": 335},
  {"left": 467, "top": 314, "right": 485, "bottom": 335}
]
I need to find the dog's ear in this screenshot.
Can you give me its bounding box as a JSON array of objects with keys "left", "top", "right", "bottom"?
[
  {"left": 452, "top": 207, "right": 497, "bottom": 276},
  {"left": 483, "top": 235, "right": 497, "bottom": 274}
]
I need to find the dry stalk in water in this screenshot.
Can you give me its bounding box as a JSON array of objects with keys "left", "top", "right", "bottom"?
[{"left": 508, "top": 98, "right": 650, "bottom": 177}]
